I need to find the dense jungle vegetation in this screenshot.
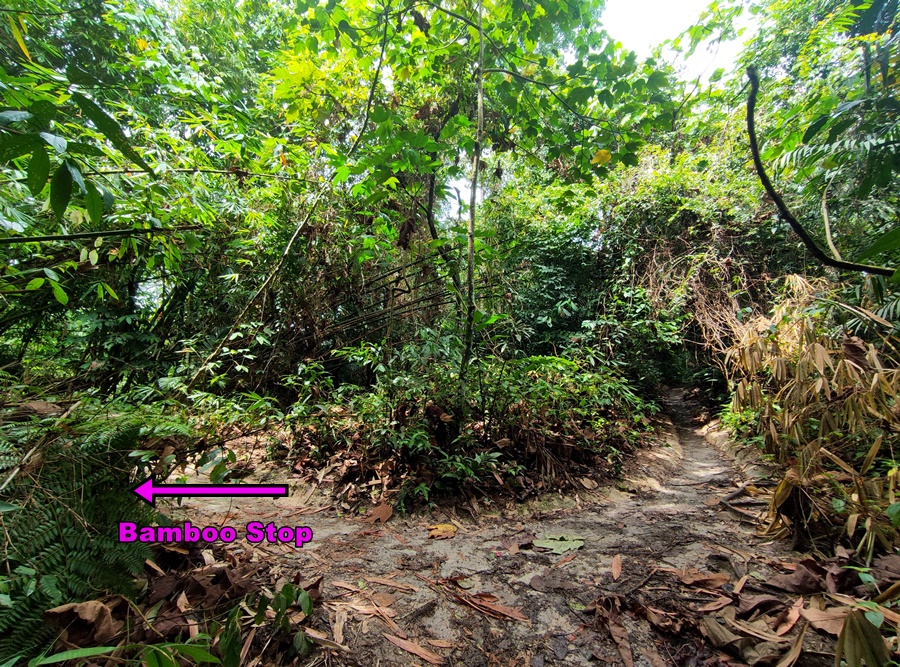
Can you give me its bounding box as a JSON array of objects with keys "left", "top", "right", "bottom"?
[{"left": 3, "top": 0, "right": 900, "bottom": 662}]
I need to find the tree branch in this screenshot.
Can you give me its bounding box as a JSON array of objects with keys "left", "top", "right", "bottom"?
[{"left": 746, "top": 66, "right": 894, "bottom": 277}]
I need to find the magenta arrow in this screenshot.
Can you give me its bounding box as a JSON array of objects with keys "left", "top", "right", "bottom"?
[{"left": 133, "top": 478, "right": 288, "bottom": 506}]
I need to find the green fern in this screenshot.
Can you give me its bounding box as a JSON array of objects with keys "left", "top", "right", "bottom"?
[{"left": 0, "top": 406, "right": 195, "bottom": 662}]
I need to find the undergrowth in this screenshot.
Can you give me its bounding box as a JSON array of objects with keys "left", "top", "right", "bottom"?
[
  {"left": 281, "top": 332, "right": 657, "bottom": 507},
  {"left": 0, "top": 402, "right": 194, "bottom": 661},
  {"left": 722, "top": 275, "right": 900, "bottom": 558}
]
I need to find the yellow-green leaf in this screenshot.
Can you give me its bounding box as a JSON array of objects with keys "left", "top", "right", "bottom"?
[
  {"left": 8, "top": 15, "right": 31, "bottom": 61},
  {"left": 591, "top": 149, "right": 612, "bottom": 165}
]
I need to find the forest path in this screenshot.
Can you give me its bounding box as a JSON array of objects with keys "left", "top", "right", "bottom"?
[{"left": 169, "top": 388, "right": 800, "bottom": 666}]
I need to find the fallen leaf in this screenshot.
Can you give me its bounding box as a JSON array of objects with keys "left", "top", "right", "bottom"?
[
  {"left": 427, "top": 639, "right": 454, "bottom": 648},
  {"left": 332, "top": 581, "right": 360, "bottom": 593},
  {"left": 736, "top": 595, "right": 783, "bottom": 617},
  {"left": 452, "top": 592, "right": 529, "bottom": 622},
  {"left": 553, "top": 552, "right": 578, "bottom": 569},
  {"left": 383, "top": 633, "right": 446, "bottom": 665},
  {"left": 333, "top": 610, "right": 347, "bottom": 645},
  {"left": 580, "top": 477, "right": 598, "bottom": 490},
  {"left": 44, "top": 600, "right": 121, "bottom": 644},
  {"left": 611, "top": 555, "right": 623, "bottom": 581},
  {"left": 501, "top": 532, "right": 534, "bottom": 554},
  {"left": 365, "top": 577, "right": 418, "bottom": 592},
  {"left": 365, "top": 503, "right": 393, "bottom": 524},
  {"left": 767, "top": 561, "right": 826, "bottom": 594},
  {"left": 372, "top": 592, "right": 396, "bottom": 607},
  {"left": 428, "top": 523, "right": 457, "bottom": 539},
  {"left": 834, "top": 610, "right": 891, "bottom": 667},
  {"left": 305, "top": 627, "right": 351, "bottom": 652},
  {"left": 600, "top": 610, "right": 633, "bottom": 667},
  {"left": 774, "top": 622, "right": 807, "bottom": 667},
  {"left": 799, "top": 605, "right": 848, "bottom": 635},
  {"left": 696, "top": 596, "right": 732, "bottom": 613},
  {"left": 533, "top": 534, "right": 584, "bottom": 554},
  {"left": 699, "top": 616, "right": 747, "bottom": 649},
  {"left": 773, "top": 597, "right": 803, "bottom": 636},
  {"left": 660, "top": 567, "right": 729, "bottom": 588}
]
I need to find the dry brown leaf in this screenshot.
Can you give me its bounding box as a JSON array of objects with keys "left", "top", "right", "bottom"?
[
  {"left": 365, "top": 503, "right": 393, "bottom": 524},
  {"left": 383, "top": 633, "right": 445, "bottom": 665},
  {"left": 553, "top": 552, "right": 578, "bottom": 569},
  {"left": 239, "top": 627, "right": 257, "bottom": 666},
  {"left": 799, "top": 605, "right": 848, "bottom": 635},
  {"left": 611, "top": 554, "right": 623, "bottom": 581},
  {"left": 365, "top": 577, "right": 418, "bottom": 592},
  {"left": 305, "top": 627, "right": 351, "bottom": 653},
  {"left": 580, "top": 477, "right": 598, "bottom": 490},
  {"left": 428, "top": 523, "right": 457, "bottom": 539},
  {"left": 767, "top": 561, "right": 826, "bottom": 594},
  {"left": 333, "top": 610, "right": 347, "bottom": 645},
  {"left": 372, "top": 592, "right": 397, "bottom": 607},
  {"left": 736, "top": 594, "right": 783, "bottom": 616},
  {"left": 774, "top": 621, "right": 807, "bottom": 667},
  {"left": 145, "top": 559, "right": 166, "bottom": 576},
  {"left": 501, "top": 532, "right": 534, "bottom": 555},
  {"left": 426, "top": 639, "right": 455, "bottom": 648},
  {"left": 452, "top": 592, "right": 529, "bottom": 622},
  {"left": 332, "top": 581, "right": 360, "bottom": 593},
  {"left": 774, "top": 597, "right": 803, "bottom": 636},
  {"left": 733, "top": 574, "right": 749, "bottom": 595},
  {"left": 660, "top": 567, "right": 729, "bottom": 588},
  {"left": 600, "top": 611, "right": 634, "bottom": 667},
  {"left": 696, "top": 596, "right": 732, "bottom": 613},
  {"left": 44, "top": 600, "right": 121, "bottom": 644}
]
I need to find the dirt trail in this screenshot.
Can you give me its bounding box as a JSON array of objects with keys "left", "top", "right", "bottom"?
[{"left": 169, "top": 388, "right": 795, "bottom": 666}]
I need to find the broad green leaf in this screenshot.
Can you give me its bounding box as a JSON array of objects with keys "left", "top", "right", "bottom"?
[
  {"left": 85, "top": 181, "right": 103, "bottom": 223},
  {"left": 856, "top": 225, "right": 900, "bottom": 261},
  {"left": 65, "top": 63, "right": 98, "bottom": 86},
  {"left": 802, "top": 115, "right": 829, "bottom": 143},
  {"left": 25, "top": 278, "right": 44, "bottom": 290},
  {"left": 370, "top": 107, "right": 390, "bottom": 123},
  {"left": 27, "top": 146, "right": 50, "bottom": 196},
  {"left": 0, "top": 133, "right": 40, "bottom": 163},
  {"left": 0, "top": 110, "right": 32, "bottom": 125},
  {"left": 50, "top": 281, "right": 68, "bottom": 306},
  {"left": 29, "top": 100, "right": 56, "bottom": 125},
  {"left": 65, "top": 141, "right": 104, "bottom": 157},
  {"left": 887, "top": 502, "right": 900, "bottom": 526},
  {"left": 39, "top": 132, "right": 66, "bottom": 154},
  {"left": 49, "top": 163, "right": 72, "bottom": 219},
  {"left": 0, "top": 501, "right": 22, "bottom": 512},
  {"left": 65, "top": 160, "right": 86, "bottom": 194},
  {"left": 298, "top": 589, "right": 313, "bottom": 616},
  {"left": 0, "top": 655, "right": 22, "bottom": 667},
  {"left": 28, "top": 647, "right": 117, "bottom": 666},
  {"left": 167, "top": 646, "right": 220, "bottom": 664},
  {"left": 72, "top": 93, "right": 153, "bottom": 172}
]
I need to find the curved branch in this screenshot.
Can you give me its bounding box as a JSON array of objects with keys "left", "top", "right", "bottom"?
[{"left": 746, "top": 66, "right": 894, "bottom": 277}]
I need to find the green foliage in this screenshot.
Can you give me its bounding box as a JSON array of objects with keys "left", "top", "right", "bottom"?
[
  {"left": 0, "top": 403, "right": 195, "bottom": 661},
  {"left": 287, "top": 329, "right": 655, "bottom": 503}
]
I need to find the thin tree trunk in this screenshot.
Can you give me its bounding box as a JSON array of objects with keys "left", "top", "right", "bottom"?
[{"left": 458, "top": 0, "right": 484, "bottom": 409}]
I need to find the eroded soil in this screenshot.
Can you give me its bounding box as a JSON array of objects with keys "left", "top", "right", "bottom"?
[{"left": 162, "top": 388, "right": 823, "bottom": 666}]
